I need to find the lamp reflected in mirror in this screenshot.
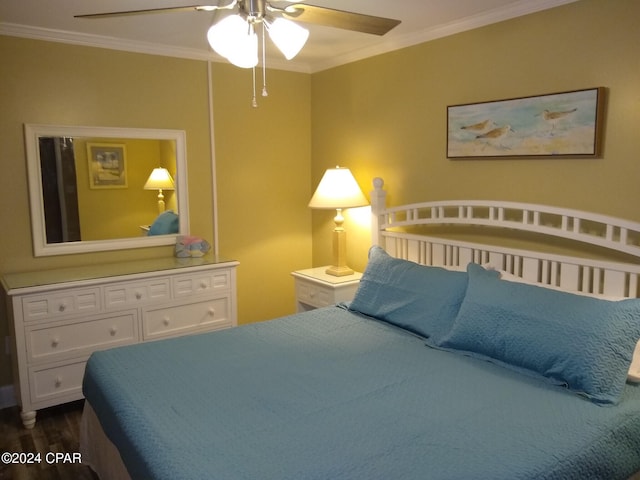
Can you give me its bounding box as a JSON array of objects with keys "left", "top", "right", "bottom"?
[
  {"left": 144, "top": 167, "right": 175, "bottom": 214},
  {"left": 25, "top": 124, "right": 190, "bottom": 256}
]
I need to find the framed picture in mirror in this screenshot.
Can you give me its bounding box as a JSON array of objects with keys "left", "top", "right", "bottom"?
[
  {"left": 25, "top": 124, "right": 189, "bottom": 256},
  {"left": 87, "top": 142, "right": 128, "bottom": 188}
]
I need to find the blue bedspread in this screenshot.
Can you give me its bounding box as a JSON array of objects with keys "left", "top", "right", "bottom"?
[{"left": 83, "top": 306, "right": 640, "bottom": 480}]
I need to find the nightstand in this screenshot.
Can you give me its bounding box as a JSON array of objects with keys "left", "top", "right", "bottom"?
[{"left": 291, "top": 267, "right": 363, "bottom": 312}]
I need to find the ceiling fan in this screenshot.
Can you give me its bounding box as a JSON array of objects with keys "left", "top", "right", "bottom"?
[
  {"left": 75, "top": 0, "right": 401, "bottom": 106},
  {"left": 74, "top": 1, "right": 401, "bottom": 36}
]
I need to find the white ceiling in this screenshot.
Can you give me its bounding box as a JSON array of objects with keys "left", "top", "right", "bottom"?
[{"left": 0, "top": 0, "right": 577, "bottom": 73}]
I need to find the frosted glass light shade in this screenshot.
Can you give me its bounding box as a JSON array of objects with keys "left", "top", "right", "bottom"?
[
  {"left": 227, "top": 29, "right": 258, "bottom": 68},
  {"left": 207, "top": 15, "right": 258, "bottom": 68},
  {"left": 266, "top": 18, "right": 309, "bottom": 60},
  {"left": 207, "top": 15, "right": 242, "bottom": 58},
  {"left": 308, "top": 167, "right": 368, "bottom": 209}
]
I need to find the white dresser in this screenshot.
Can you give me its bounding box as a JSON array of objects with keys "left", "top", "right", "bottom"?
[{"left": 2, "top": 256, "right": 238, "bottom": 428}]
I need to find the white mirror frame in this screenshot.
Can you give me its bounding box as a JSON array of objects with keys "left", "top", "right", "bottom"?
[{"left": 25, "top": 124, "right": 189, "bottom": 256}]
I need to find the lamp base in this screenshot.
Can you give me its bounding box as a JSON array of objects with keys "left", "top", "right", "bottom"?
[
  {"left": 325, "top": 265, "right": 354, "bottom": 277},
  {"left": 326, "top": 218, "right": 354, "bottom": 277}
]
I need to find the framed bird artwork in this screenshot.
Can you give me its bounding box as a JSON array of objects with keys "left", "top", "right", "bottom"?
[{"left": 446, "top": 87, "right": 605, "bottom": 158}]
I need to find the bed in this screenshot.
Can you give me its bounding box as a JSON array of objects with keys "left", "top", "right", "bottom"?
[{"left": 80, "top": 178, "right": 640, "bottom": 479}]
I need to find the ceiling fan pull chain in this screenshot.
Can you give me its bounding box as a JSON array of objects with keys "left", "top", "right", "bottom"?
[
  {"left": 251, "top": 66, "right": 258, "bottom": 108},
  {"left": 261, "top": 23, "right": 268, "bottom": 98}
]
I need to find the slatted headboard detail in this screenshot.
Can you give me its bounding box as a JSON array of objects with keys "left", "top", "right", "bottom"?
[{"left": 370, "top": 178, "right": 640, "bottom": 298}]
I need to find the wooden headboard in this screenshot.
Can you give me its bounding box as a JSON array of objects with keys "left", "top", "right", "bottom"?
[{"left": 370, "top": 178, "right": 640, "bottom": 299}]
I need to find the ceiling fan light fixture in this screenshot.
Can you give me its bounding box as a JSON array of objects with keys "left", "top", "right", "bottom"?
[
  {"left": 227, "top": 26, "right": 258, "bottom": 68},
  {"left": 265, "top": 17, "right": 309, "bottom": 60},
  {"left": 76, "top": 1, "right": 401, "bottom": 108},
  {"left": 207, "top": 15, "right": 258, "bottom": 68},
  {"left": 207, "top": 15, "right": 242, "bottom": 58}
]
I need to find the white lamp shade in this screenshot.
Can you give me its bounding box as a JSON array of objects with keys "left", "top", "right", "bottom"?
[
  {"left": 308, "top": 167, "right": 368, "bottom": 209},
  {"left": 207, "top": 15, "right": 258, "bottom": 68},
  {"left": 144, "top": 168, "right": 175, "bottom": 190},
  {"left": 227, "top": 30, "right": 258, "bottom": 68},
  {"left": 207, "top": 15, "right": 242, "bottom": 58},
  {"left": 266, "top": 18, "right": 309, "bottom": 60}
]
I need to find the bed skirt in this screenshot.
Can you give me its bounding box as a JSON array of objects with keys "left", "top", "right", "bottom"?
[{"left": 79, "top": 401, "right": 132, "bottom": 480}]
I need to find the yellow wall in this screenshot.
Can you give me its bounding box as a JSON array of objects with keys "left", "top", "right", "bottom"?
[
  {"left": 0, "top": 37, "right": 312, "bottom": 389},
  {"left": 159, "top": 139, "right": 179, "bottom": 213},
  {"left": 1, "top": 0, "right": 638, "bottom": 393},
  {"left": 0, "top": 37, "right": 215, "bottom": 269},
  {"left": 74, "top": 138, "right": 165, "bottom": 240},
  {"left": 211, "top": 63, "right": 312, "bottom": 323},
  {"left": 310, "top": 0, "right": 640, "bottom": 274}
]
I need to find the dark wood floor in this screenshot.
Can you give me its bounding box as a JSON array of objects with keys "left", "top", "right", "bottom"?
[{"left": 0, "top": 400, "right": 98, "bottom": 480}]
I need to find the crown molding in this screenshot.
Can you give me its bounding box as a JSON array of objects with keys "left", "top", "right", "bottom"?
[
  {"left": 0, "top": 22, "right": 212, "bottom": 61},
  {"left": 308, "top": 0, "right": 579, "bottom": 73},
  {"left": 0, "top": 22, "right": 310, "bottom": 73},
  {"left": 1, "top": 0, "right": 577, "bottom": 74}
]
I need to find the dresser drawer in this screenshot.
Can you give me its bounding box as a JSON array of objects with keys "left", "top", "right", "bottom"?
[
  {"left": 5, "top": 259, "right": 238, "bottom": 428},
  {"left": 295, "top": 279, "right": 332, "bottom": 308},
  {"left": 104, "top": 278, "right": 171, "bottom": 309},
  {"left": 173, "top": 269, "right": 231, "bottom": 298},
  {"left": 29, "top": 359, "right": 86, "bottom": 403},
  {"left": 22, "top": 288, "right": 101, "bottom": 322},
  {"left": 143, "top": 297, "right": 231, "bottom": 340},
  {"left": 26, "top": 311, "right": 138, "bottom": 363}
]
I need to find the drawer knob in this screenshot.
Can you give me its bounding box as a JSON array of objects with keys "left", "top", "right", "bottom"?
[
  {"left": 51, "top": 337, "right": 60, "bottom": 348},
  {"left": 58, "top": 303, "right": 67, "bottom": 312},
  {"left": 54, "top": 376, "right": 62, "bottom": 388},
  {"left": 135, "top": 292, "right": 143, "bottom": 300},
  {"left": 109, "top": 327, "right": 118, "bottom": 336},
  {"left": 200, "top": 281, "right": 208, "bottom": 289},
  {"left": 163, "top": 317, "right": 170, "bottom": 326},
  {"left": 207, "top": 307, "right": 215, "bottom": 317}
]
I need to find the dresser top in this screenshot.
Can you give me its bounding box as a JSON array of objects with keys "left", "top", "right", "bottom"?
[{"left": 2, "top": 255, "right": 238, "bottom": 293}]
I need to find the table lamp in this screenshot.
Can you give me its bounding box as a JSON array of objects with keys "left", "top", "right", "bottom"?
[
  {"left": 144, "top": 167, "right": 175, "bottom": 214},
  {"left": 309, "top": 167, "right": 368, "bottom": 276}
]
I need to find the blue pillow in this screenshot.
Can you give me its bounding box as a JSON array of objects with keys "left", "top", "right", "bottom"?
[
  {"left": 348, "top": 246, "right": 468, "bottom": 342},
  {"left": 437, "top": 263, "right": 640, "bottom": 405},
  {"left": 148, "top": 210, "right": 179, "bottom": 235}
]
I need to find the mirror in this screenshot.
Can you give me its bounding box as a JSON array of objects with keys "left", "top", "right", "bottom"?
[{"left": 24, "top": 124, "right": 189, "bottom": 256}]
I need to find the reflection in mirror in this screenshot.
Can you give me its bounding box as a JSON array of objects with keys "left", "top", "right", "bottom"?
[{"left": 25, "top": 124, "right": 189, "bottom": 256}]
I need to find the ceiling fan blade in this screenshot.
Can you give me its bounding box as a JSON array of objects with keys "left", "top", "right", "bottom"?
[
  {"left": 74, "top": 5, "right": 221, "bottom": 19},
  {"left": 282, "top": 4, "right": 400, "bottom": 36}
]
